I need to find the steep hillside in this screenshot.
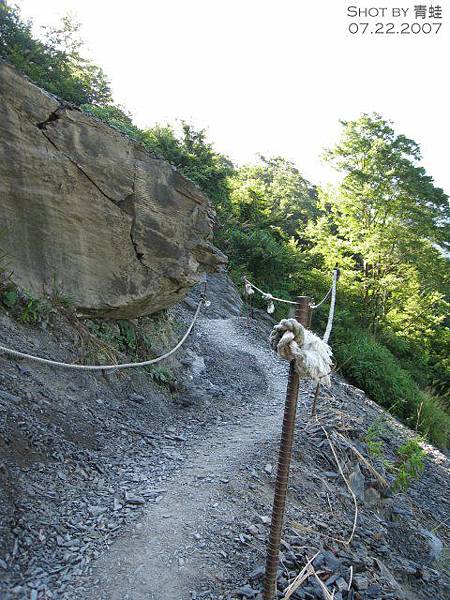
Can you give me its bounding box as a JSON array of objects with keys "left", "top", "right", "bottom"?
[{"left": 0, "top": 274, "right": 448, "bottom": 600}]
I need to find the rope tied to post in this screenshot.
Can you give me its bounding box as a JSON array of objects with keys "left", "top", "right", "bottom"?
[{"left": 269, "top": 318, "right": 332, "bottom": 386}]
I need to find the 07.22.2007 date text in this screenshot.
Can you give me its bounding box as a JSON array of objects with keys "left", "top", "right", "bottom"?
[{"left": 348, "top": 22, "right": 442, "bottom": 34}]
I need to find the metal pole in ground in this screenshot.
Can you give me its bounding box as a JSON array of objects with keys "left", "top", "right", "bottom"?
[{"left": 263, "top": 296, "right": 311, "bottom": 600}]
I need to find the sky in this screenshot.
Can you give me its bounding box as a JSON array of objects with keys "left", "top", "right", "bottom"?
[{"left": 16, "top": 0, "right": 450, "bottom": 194}]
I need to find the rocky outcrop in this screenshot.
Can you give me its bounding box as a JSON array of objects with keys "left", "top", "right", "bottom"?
[
  {"left": 0, "top": 60, "right": 226, "bottom": 318},
  {"left": 184, "top": 268, "right": 244, "bottom": 319}
]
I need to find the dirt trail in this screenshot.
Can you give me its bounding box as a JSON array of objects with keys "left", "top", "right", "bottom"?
[
  {"left": 85, "top": 317, "right": 293, "bottom": 600},
  {"left": 3, "top": 302, "right": 448, "bottom": 600}
]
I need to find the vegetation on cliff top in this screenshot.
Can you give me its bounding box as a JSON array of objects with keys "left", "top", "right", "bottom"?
[{"left": 1, "top": 3, "right": 449, "bottom": 446}]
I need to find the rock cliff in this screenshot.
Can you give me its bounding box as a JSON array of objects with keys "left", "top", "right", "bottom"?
[{"left": 0, "top": 60, "right": 226, "bottom": 318}]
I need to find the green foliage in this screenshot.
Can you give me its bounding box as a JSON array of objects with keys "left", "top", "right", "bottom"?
[
  {"left": 143, "top": 123, "right": 234, "bottom": 213},
  {"left": 311, "top": 114, "right": 450, "bottom": 398},
  {"left": 81, "top": 104, "right": 146, "bottom": 140},
  {"left": 365, "top": 420, "right": 426, "bottom": 492},
  {"left": 19, "top": 294, "right": 46, "bottom": 324},
  {"left": 2, "top": 288, "right": 18, "bottom": 309},
  {"left": 0, "top": 3, "right": 111, "bottom": 105},
  {"left": 145, "top": 365, "right": 174, "bottom": 387},
  {"left": 365, "top": 420, "right": 386, "bottom": 461},
  {"left": 84, "top": 314, "right": 176, "bottom": 389},
  {"left": 335, "top": 327, "right": 450, "bottom": 447},
  {"left": 226, "top": 156, "right": 317, "bottom": 235},
  {"left": 391, "top": 439, "right": 426, "bottom": 492},
  {"left": 50, "top": 276, "right": 75, "bottom": 309}
]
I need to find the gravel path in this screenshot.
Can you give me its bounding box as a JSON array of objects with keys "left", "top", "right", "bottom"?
[
  {"left": 84, "top": 317, "right": 292, "bottom": 599},
  {"left": 2, "top": 302, "right": 449, "bottom": 600}
]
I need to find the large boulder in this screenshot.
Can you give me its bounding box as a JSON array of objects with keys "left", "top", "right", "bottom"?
[{"left": 0, "top": 60, "right": 226, "bottom": 318}]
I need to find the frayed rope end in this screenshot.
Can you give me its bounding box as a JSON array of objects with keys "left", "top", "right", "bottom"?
[{"left": 269, "top": 318, "right": 333, "bottom": 385}]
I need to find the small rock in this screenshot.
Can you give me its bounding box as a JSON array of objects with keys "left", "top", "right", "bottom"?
[
  {"left": 264, "top": 464, "right": 273, "bottom": 475},
  {"left": 88, "top": 505, "right": 107, "bottom": 517},
  {"left": 234, "top": 584, "right": 258, "bottom": 598},
  {"left": 130, "top": 393, "right": 145, "bottom": 404},
  {"left": 364, "top": 487, "right": 381, "bottom": 508},
  {"left": 348, "top": 464, "right": 365, "bottom": 501},
  {"left": 125, "top": 492, "right": 145, "bottom": 505},
  {"left": 249, "top": 565, "right": 265, "bottom": 580},
  {"left": 353, "top": 574, "right": 368, "bottom": 591},
  {"left": 322, "top": 550, "right": 342, "bottom": 571},
  {"left": 335, "top": 577, "right": 348, "bottom": 592},
  {"left": 367, "top": 584, "right": 382, "bottom": 597}
]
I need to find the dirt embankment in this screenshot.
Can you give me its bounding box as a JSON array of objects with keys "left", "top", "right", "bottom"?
[{"left": 0, "top": 276, "right": 449, "bottom": 600}]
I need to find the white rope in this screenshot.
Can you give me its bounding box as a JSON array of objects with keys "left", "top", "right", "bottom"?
[
  {"left": 269, "top": 318, "right": 333, "bottom": 385},
  {"left": 243, "top": 277, "right": 297, "bottom": 305},
  {"left": 310, "top": 285, "right": 332, "bottom": 309},
  {"left": 0, "top": 299, "right": 204, "bottom": 371},
  {"left": 323, "top": 269, "right": 338, "bottom": 343}
]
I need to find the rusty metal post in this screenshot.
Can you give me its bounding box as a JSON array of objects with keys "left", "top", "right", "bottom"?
[
  {"left": 311, "top": 382, "right": 320, "bottom": 416},
  {"left": 263, "top": 296, "right": 311, "bottom": 600}
]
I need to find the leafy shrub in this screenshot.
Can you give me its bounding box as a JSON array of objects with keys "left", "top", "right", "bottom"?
[
  {"left": 2, "top": 287, "right": 18, "bottom": 309},
  {"left": 145, "top": 365, "right": 175, "bottom": 388},
  {"left": 335, "top": 327, "right": 450, "bottom": 447},
  {"left": 81, "top": 104, "right": 145, "bottom": 141},
  {"left": 365, "top": 420, "right": 386, "bottom": 461},
  {"left": 391, "top": 439, "right": 426, "bottom": 492},
  {"left": 365, "top": 423, "right": 426, "bottom": 492}
]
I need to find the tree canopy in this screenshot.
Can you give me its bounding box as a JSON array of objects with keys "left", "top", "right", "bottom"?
[{"left": 0, "top": 3, "right": 112, "bottom": 105}]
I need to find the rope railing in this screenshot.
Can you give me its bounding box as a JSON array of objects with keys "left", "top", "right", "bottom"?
[
  {"left": 323, "top": 269, "right": 338, "bottom": 344},
  {"left": 243, "top": 278, "right": 297, "bottom": 305},
  {"left": 310, "top": 285, "right": 333, "bottom": 309},
  {"left": 243, "top": 269, "right": 339, "bottom": 341},
  {"left": 0, "top": 298, "right": 205, "bottom": 371}
]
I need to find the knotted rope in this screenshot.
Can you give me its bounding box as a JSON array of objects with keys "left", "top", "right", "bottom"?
[{"left": 269, "top": 318, "right": 332, "bottom": 386}]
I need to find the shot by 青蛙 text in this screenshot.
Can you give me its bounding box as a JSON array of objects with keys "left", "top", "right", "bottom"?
[{"left": 346, "top": 4, "right": 443, "bottom": 35}]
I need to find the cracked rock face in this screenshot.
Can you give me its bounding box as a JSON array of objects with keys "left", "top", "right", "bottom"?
[{"left": 0, "top": 60, "right": 226, "bottom": 318}]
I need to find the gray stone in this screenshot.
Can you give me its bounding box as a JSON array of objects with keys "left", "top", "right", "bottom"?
[
  {"left": 335, "top": 577, "right": 348, "bottom": 592},
  {"left": 130, "top": 394, "right": 145, "bottom": 405},
  {"left": 353, "top": 574, "right": 368, "bottom": 590},
  {"left": 0, "top": 60, "right": 226, "bottom": 319},
  {"left": 321, "top": 550, "right": 342, "bottom": 572},
  {"left": 419, "top": 527, "right": 443, "bottom": 560},
  {"left": 87, "top": 506, "right": 107, "bottom": 517},
  {"left": 367, "top": 584, "right": 382, "bottom": 597},
  {"left": 185, "top": 268, "right": 243, "bottom": 319},
  {"left": 364, "top": 487, "right": 381, "bottom": 508},
  {"left": 348, "top": 463, "right": 365, "bottom": 501},
  {"left": 124, "top": 492, "right": 145, "bottom": 505}
]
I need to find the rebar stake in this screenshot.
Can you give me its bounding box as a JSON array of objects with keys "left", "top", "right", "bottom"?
[
  {"left": 263, "top": 296, "right": 311, "bottom": 600},
  {"left": 311, "top": 382, "right": 320, "bottom": 416}
]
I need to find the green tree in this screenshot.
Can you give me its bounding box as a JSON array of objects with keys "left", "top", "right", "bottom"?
[
  {"left": 142, "top": 122, "right": 234, "bottom": 216},
  {"left": 227, "top": 156, "right": 318, "bottom": 239},
  {"left": 311, "top": 113, "right": 450, "bottom": 396},
  {"left": 0, "top": 3, "right": 111, "bottom": 105}
]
